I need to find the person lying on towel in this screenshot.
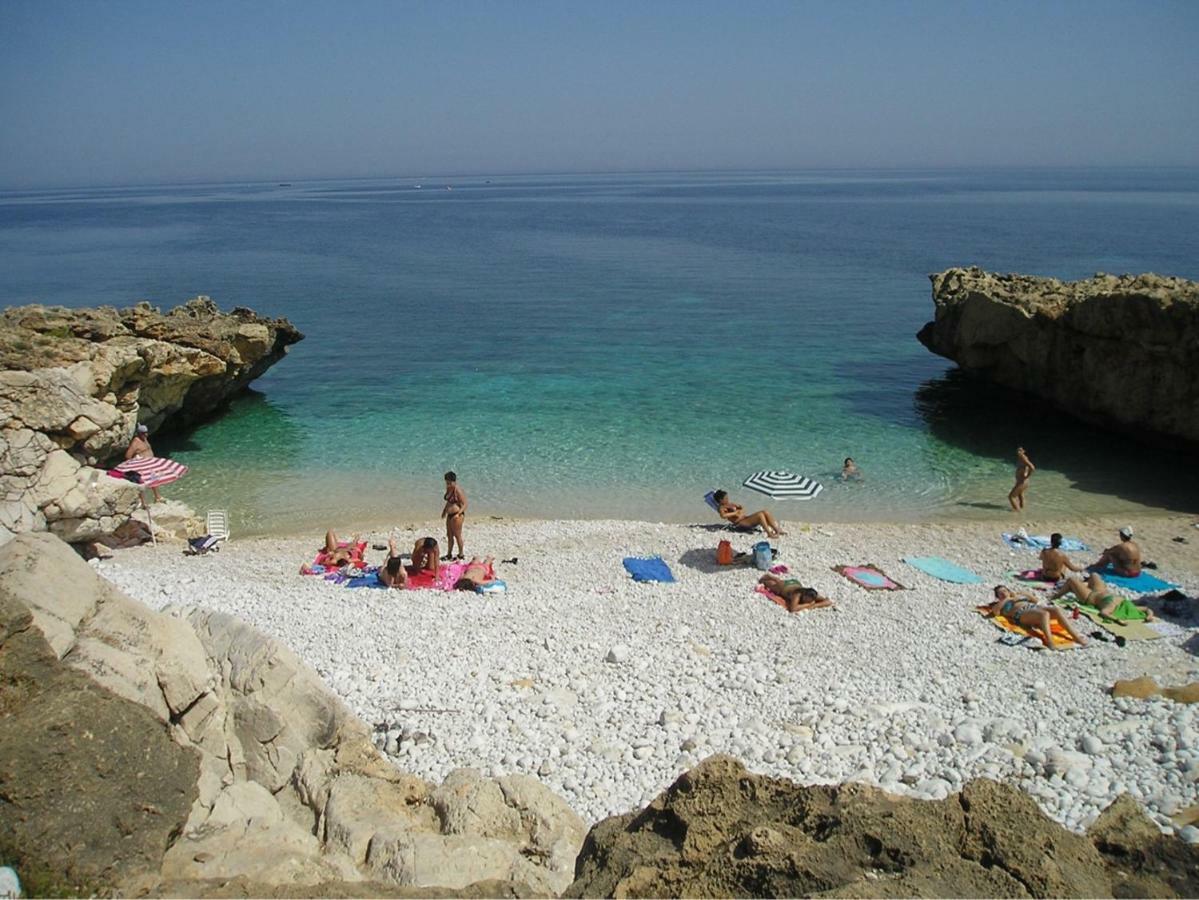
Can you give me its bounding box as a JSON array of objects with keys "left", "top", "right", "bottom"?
[
  {"left": 758, "top": 574, "right": 833, "bottom": 613},
  {"left": 300, "top": 529, "right": 363, "bottom": 573},
  {"left": 454, "top": 557, "right": 501, "bottom": 592},
  {"left": 1039, "top": 532, "right": 1086, "bottom": 581},
  {"left": 985, "top": 585, "right": 1089, "bottom": 650},
  {"left": 713, "top": 490, "right": 786, "bottom": 538},
  {"left": 377, "top": 537, "right": 407, "bottom": 589},
  {"left": 1049, "top": 572, "right": 1156, "bottom": 621}
]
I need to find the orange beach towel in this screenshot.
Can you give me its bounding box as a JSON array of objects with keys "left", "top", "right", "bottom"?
[{"left": 975, "top": 605, "right": 1082, "bottom": 650}]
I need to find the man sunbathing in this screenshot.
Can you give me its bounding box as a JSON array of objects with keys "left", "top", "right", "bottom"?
[
  {"left": 377, "top": 537, "right": 407, "bottom": 588},
  {"left": 1039, "top": 532, "right": 1085, "bottom": 581},
  {"left": 758, "top": 574, "right": 833, "bottom": 613},
  {"left": 1049, "top": 572, "right": 1156, "bottom": 621},
  {"left": 985, "top": 585, "right": 1088, "bottom": 650},
  {"left": 454, "top": 556, "right": 500, "bottom": 592},
  {"left": 410, "top": 537, "right": 440, "bottom": 576},
  {"left": 1092, "top": 526, "right": 1142, "bottom": 577},
  {"left": 713, "top": 490, "right": 785, "bottom": 538}
]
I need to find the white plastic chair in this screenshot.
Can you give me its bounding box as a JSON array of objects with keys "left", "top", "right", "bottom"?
[{"left": 206, "top": 509, "right": 230, "bottom": 541}]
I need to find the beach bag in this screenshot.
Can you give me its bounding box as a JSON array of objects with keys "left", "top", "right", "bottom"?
[
  {"left": 716, "top": 540, "right": 733, "bottom": 565},
  {"left": 753, "top": 541, "right": 772, "bottom": 571}
]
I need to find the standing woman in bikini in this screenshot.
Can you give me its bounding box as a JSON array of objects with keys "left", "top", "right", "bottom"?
[{"left": 441, "top": 471, "right": 467, "bottom": 561}]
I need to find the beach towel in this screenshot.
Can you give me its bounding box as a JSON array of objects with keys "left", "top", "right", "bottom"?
[
  {"left": 1068, "top": 604, "right": 1160, "bottom": 642},
  {"left": 1002, "top": 533, "right": 1088, "bottom": 552},
  {"left": 975, "top": 606, "right": 1082, "bottom": 650},
  {"left": 1014, "top": 568, "right": 1059, "bottom": 583},
  {"left": 312, "top": 541, "right": 367, "bottom": 568},
  {"left": 833, "top": 564, "right": 905, "bottom": 591},
  {"left": 623, "top": 556, "right": 676, "bottom": 583},
  {"left": 903, "top": 556, "right": 985, "bottom": 584},
  {"left": 185, "top": 534, "right": 223, "bottom": 555},
  {"left": 1089, "top": 566, "right": 1179, "bottom": 592},
  {"left": 407, "top": 561, "right": 472, "bottom": 591},
  {"left": 345, "top": 568, "right": 388, "bottom": 589},
  {"left": 754, "top": 583, "right": 789, "bottom": 610}
]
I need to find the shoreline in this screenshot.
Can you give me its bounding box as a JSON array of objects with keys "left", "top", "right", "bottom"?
[{"left": 95, "top": 513, "right": 1199, "bottom": 834}]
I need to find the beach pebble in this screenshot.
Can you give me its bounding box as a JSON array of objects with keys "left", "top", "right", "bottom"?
[
  {"left": 605, "top": 645, "right": 630, "bottom": 664},
  {"left": 92, "top": 517, "right": 1199, "bottom": 832}
]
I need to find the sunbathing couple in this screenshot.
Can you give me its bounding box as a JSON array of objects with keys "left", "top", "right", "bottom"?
[
  {"left": 1035, "top": 528, "right": 1144, "bottom": 583},
  {"left": 988, "top": 571, "right": 1155, "bottom": 650},
  {"left": 713, "top": 490, "right": 786, "bottom": 538},
  {"left": 309, "top": 531, "right": 496, "bottom": 592}
]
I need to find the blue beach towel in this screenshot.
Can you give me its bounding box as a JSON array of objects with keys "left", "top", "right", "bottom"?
[
  {"left": 1089, "top": 565, "right": 1179, "bottom": 593},
  {"left": 1002, "top": 533, "right": 1088, "bottom": 552},
  {"left": 622, "top": 556, "right": 676, "bottom": 583},
  {"left": 903, "top": 556, "right": 986, "bottom": 584}
]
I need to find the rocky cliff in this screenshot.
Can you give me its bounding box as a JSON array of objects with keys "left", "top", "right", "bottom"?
[
  {"left": 0, "top": 532, "right": 584, "bottom": 896},
  {"left": 0, "top": 297, "right": 303, "bottom": 545},
  {"left": 917, "top": 268, "right": 1199, "bottom": 447}
]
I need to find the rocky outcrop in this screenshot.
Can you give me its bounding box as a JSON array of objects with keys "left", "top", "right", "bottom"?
[
  {"left": 0, "top": 533, "right": 584, "bottom": 896},
  {"left": 917, "top": 268, "right": 1199, "bottom": 447},
  {"left": 565, "top": 755, "right": 1199, "bottom": 898},
  {"left": 0, "top": 297, "right": 302, "bottom": 545}
]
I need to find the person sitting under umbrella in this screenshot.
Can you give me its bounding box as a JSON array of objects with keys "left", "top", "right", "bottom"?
[
  {"left": 712, "top": 490, "right": 785, "bottom": 538},
  {"left": 125, "top": 424, "right": 162, "bottom": 501}
]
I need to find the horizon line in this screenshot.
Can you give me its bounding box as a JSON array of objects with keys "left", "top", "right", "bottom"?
[{"left": 4, "top": 162, "right": 1199, "bottom": 195}]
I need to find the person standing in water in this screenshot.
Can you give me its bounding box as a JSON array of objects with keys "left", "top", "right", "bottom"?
[
  {"left": 441, "top": 471, "right": 467, "bottom": 560},
  {"left": 1008, "top": 446, "right": 1035, "bottom": 512}
]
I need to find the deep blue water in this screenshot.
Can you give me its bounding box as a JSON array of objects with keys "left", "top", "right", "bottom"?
[{"left": 2, "top": 169, "right": 1197, "bottom": 533}]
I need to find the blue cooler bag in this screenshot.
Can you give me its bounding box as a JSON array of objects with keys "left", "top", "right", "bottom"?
[{"left": 753, "top": 541, "right": 772, "bottom": 570}]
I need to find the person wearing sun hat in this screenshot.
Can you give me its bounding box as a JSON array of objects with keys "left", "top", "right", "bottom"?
[{"left": 1092, "top": 525, "right": 1142, "bottom": 578}]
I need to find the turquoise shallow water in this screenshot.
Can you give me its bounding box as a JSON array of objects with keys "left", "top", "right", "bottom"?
[{"left": 2, "top": 169, "right": 1198, "bottom": 534}]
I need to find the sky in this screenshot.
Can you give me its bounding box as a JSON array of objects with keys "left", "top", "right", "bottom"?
[{"left": 1, "top": 0, "right": 1197, "bottom": 189}]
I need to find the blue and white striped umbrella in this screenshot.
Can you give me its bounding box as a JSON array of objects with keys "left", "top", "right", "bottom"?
[{"left": 742, "top": 470, "right": 823, "bottom": 500}]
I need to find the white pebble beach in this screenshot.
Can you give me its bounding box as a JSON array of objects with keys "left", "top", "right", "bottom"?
[{"left": 95, "top": 513, "right": 1199, "bottom": 839}]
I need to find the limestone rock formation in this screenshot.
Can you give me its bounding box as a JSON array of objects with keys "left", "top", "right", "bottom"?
[
  {"left": 565, "top": 755, "right": 1199, "bottom": 898},
  {"left": 0, "top": 297, "right": 302, "bottom": 545},
  {"left": 917, "top": 268, "right": 1199, "bottom": 447},
  {"left": 0, "top": 533, "right": 584, "bottom": 896}
]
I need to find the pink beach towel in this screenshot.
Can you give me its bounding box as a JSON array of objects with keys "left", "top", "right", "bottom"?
[{"left": 406, "top": 561, "right": 495, "bottom": 591}]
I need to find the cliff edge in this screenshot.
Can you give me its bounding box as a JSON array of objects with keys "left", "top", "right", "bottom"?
[
  {"left": 0, "top": 297, "right": 303, "bottom": 546},
  {"left": 917, "top": 268, "right": 1199, "bottom": 447}
]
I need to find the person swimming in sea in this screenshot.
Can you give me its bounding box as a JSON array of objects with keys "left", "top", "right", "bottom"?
[{"left": 839, "top": 457, "right": 863, "bottom": 482}]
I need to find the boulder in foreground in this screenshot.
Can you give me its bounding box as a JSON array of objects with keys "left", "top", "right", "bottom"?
[
  {"left": 0, "top": 532, "right": 583, "bottom": 896},
  {"left": 565, "top": 754, "right": 1199, "bottom": 898}
]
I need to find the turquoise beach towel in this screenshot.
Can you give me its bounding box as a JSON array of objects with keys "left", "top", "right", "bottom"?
[
  {"left": 903, "top": 556, "right": 985, "bottom": 584},
  {"left": 1090, "top": 566, "right": 1178, "bottom": 593},
  {"left": 1002, "top": 533, "right": 1088, "bottom": 552},
  {"left": 623, "top": 556, "right": 676, "bottom": 583}
]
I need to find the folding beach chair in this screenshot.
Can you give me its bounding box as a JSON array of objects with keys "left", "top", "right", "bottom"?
[
  {"left": 206, "top": 509, "right": 230, "bottom": 542},
  {"left": 703, "top": 491, "right": 758, "bottom": 533}
]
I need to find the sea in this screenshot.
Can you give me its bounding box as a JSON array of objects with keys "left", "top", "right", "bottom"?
[{"left": 2, "top": 168, "right": 1197, "bottom": 535}]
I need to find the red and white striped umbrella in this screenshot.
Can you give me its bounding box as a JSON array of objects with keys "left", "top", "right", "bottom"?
[{"left": 114, "top": 456, "right": 188, "bottom": 488}]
